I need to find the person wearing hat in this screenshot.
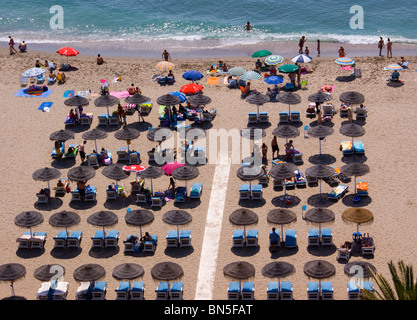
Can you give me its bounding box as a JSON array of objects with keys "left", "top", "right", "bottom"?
[{"left": 35, "top": 58, "right": 43, "bottom": 68}]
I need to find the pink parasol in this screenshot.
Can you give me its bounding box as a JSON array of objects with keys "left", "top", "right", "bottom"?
[{"left": 162, "top": 162, "right": 185, "bottom": 176}]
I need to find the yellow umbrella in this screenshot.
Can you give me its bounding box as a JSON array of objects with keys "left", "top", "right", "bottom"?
[{"left": 156, "top": 61, "right": 175, "bottom": 72}]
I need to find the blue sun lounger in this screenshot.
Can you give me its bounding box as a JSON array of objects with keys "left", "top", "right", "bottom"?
[
  {"left": 155, "top": 282, "right": 170, "bottom": 300},
  {"left": 285, "top": 229, "right": 297, "bottom": 248},
  {"left": 353, "top": 140, "right": 365, "bottom": 154},
  {"left": 91, "top": 230, "right": 105, "bottom": 248},
  {"left": 189, "top": 182, "right": 203, "bottom": 198},
  {"left": 53, "top": 231, "right": 68, "bottom": 248},
  {"left": 307, "top": 281, "right": 320, "bottom": 300},
  {"left": 321, "top": 281, "right": 334, "bottom": 300},
  {"left": 67, "top": 231, "right": 82, "bottom": 247},
  {"left": 280, "top": 281, "right": 293, "bottom": 300},
  {"left": 175, "top": 186, "right": 187, "bottom": 202},
  {"left": 91, "top": 281, "right": 107, "bottom": 300},
  {"left": 241, "top": 282, "right": 255, "bottom": 300},
  {"left": 267, "top": 282, "right": 280, "bottom": 300},
  {"left": 328, "top": 184, "right": 349, "bottom": 200},
  {"left": 170, "top": 282, "right": 184, "bottom": 300},
  {"left": 130, "top": 281, "right": 145, "bottom": 300},
  {"left": 227, "top": 282, "right": 240, "bottom": 300},
  {"left": 233, "top": 229, "right": 245, "bottom": 247},
  {"left": 115, "top": 281, "right": 131, "bottom": 300},
  {"left": 308, "top": 228, "right": 320, "bottom": 246}
]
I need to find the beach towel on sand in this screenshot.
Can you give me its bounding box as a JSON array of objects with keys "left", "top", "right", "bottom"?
[
  {"left": 15, "top": 88, "right": 53, "bottom": 98},
  {"left": 63, "top": 90, "right": 75, "bottom": 98},
  {"left": 207, "top": 77, "right": 219, "bottom": 85},
  {"left": 110, "top": 90, "right": 130, "bottom": 98},
  {"left": 38, "top": 102, "right": 53, "bottom": 112}
]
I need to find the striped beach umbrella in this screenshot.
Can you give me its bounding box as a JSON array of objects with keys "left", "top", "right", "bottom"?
[
  {"left": 383, "top": 64, "right": 403, "bottom": 71},
  {"left": 334, "top": 57, "right": 355, "bottom": 65},
  {"left": 291, "top": 54, "right": 312, "bottom": 64},
  {"left": 228, "top": 67, "right": 246, "bottom": 77},
  {"left": 22, "top": 67, "right": 45, "bottom": 78},
  {"left": 265, "top": 55, "right": 283, "bottom": 65},
  {"left": 240, "top": 71, "right": 262, "bottom": 81}
]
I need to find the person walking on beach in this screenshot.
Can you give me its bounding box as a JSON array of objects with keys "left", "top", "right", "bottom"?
[
  {"left": 78, "top": 140, "right": 87, "bottom": 163},
  {"left": 298, "top": 36, "right": 306, "bottom": 54},
  {"left": 317, "top": 39, "right": 320, "bottom": 56},
  {"left": 271, "top": 136, "right": 279, "bottom": 159},
  {"left": 387, "top": 38, "right": 392, "bottom": 58},
  {"left": 245, "top": 21, "right": 253, "bottom": 31},
  {"left": 378, "top": 37, "right": 384, "bottom": 56},
  {"left": 162, "top": 50, "right": 171, "bottom": 61},
  {"left": 9, "top": 36, "right": 17, "bottom": 54}
]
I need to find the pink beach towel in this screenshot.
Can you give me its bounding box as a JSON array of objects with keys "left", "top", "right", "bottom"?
[
  {"left": 110, "top": 90, "right": 130, "bottom": 98},
  {"left": 341, "top": 66, "right": 353, "bottom": 70}
]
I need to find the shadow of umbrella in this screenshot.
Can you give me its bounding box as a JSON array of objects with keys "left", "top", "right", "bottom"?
[{"left": 0, "top": 263, "right": 26, "bottom": 298}]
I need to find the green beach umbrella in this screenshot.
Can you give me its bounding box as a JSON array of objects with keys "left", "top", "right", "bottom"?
[
  {"left": 251, "top": 50, "right": 272, "bottom": 58},
  {"left": 278, "top": 64, "right": 299, "bottom": 73}
]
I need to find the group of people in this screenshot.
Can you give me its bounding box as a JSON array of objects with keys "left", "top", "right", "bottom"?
[{"left": 8, "top": 35, "right": 26, "bottom": 54}]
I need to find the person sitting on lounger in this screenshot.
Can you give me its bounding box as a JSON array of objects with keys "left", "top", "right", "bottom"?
[
  {"left": 167, "top": 70, "right": 175, "bottom": 80},
  {"left": 269, "top": 228, "right": 279, "bottom": 250},
  {"left": 99, "top": 148, "right": 109, "bottom": 162},
  {"left": 341, "top": 241, "right": 351, "bottom": 249},
  {"left": 57, "top": 179, "right": 64, "bottom": 188},
  {"left": 361, "top": 233, "right": 373, "bottom": 247},
  {"left": 285, "top": 140, "right": 296, "bottom": 156},
  {"left": 269, "top": 65, "right": 277, "bottom": 76},
  {"left": 69, "top": 109, "right": 78, "bottom": 123},
  {"left": 397, "top": 57, "right": 406, "bottom": 66}
]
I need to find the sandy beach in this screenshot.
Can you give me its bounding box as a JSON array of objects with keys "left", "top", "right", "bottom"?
[{"left": 1, "top": 45, "right": 417, "bottom": 301}]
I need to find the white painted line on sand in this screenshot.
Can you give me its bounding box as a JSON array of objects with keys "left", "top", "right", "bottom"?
[{"left": 194, "top": 157, "right": 231, "bottom": 300}]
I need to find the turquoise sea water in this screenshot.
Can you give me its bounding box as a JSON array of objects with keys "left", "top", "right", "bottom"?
[{"left": 1, "top": 0, "right": 417, "bottom": 57}]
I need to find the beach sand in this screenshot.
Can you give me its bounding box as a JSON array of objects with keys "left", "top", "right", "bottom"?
[{"left": 0, "top": 46, "right": 417, "bottom": 301}]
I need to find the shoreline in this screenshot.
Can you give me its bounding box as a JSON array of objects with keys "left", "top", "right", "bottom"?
[{"left": 2, "top": 40, "right": 417, "bottom": 59}]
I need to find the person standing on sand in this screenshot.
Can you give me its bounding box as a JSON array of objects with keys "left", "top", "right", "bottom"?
[
  {"left": 298, "top": 36, "right": 306, "bottom": 54},
  {"left": 162, "top": 50, "right": 171, "bottom": 61},
  {"left": 387, "top": 38, "right": 392, "bottom": 58},
  {"left": 9, "top": 35, "right": 17, "bottom": 54},
  {"left": 378, "top": 37, "right": 384, "bottom": 56},
  {"left": 271, "top": 136, "right": 279, "bottom": 159},
  {"left": 78, "top": 140, "right": 87, "bottom": 163},
  {"left": 317, "top": 39, "right": 320, "bottom": 56}
]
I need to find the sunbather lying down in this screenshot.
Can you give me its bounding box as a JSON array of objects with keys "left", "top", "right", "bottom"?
[{"left": 361, "top": 233, "right": 373, "bottom": 247}]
